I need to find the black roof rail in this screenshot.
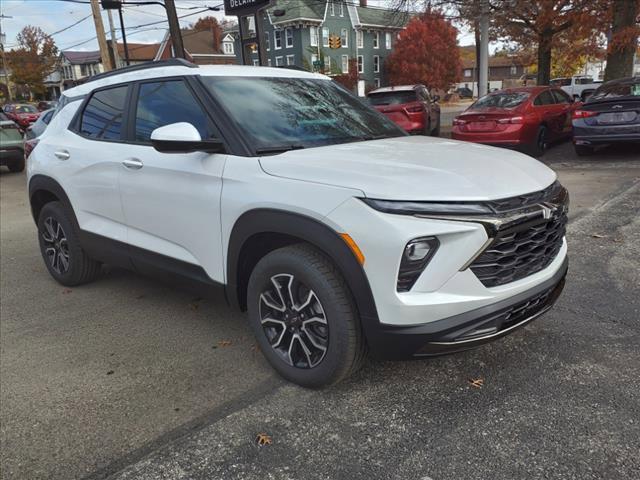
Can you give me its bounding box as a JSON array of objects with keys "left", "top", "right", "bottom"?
[{"left": 85, "top": 58, "right": 198, "bottom": 84}]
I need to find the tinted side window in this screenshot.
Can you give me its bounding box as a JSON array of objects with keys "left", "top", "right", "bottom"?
[
  {"left": 43, "top": 111, "right": 54, "bottom": 124},
  {"left": 134, "top": 80, "right": 210, "bottom": 142},
  {"left": 534, "top": 90, "right": 554, "bottom": 106},
  {"left": 551, "top": 89, "right": 571, "bottom": 104},
  {"left": 80, "top": 86, "right": 128, "bottom": 140}
]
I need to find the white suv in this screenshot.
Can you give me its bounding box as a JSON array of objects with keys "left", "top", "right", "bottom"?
[{"left": 27, "top": 60, "right": 568, "bottom": 387}]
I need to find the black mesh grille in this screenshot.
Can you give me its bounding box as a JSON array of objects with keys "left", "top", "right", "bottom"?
[{"left": 470, "top": 193, "right": 568, "bottom": 288}]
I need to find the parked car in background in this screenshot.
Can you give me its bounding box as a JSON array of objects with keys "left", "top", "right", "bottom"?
[
  {"left": 572, "top": 76, "right": 640, "bottom": 156},
  {"left": 550, "top": 76, "right": 602, "bottom": 102},
  {"left": 37, "top": 100, "right": 58, "bottom": 112},
  {"left": 367, "top": 85, "right": 441, "bottom": 136},
  {"left": 452, "top": 86, "right": 577, "bottom": 156},
  {"left": 26, "top": 109, "right": 55, "bottom": 139},
  {"left": 0, "top": 112, "right": 25, "bottom": 172},
  {"left": 455, "top": 86, "right": 473, "bottom": 99},
  {"left": 3, "top": 104, "right": 40, "bottom": 131}
]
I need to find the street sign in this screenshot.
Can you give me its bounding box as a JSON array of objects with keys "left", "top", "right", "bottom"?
[{"left": 224, "top": 0, "right": 272, "bottom": 16}]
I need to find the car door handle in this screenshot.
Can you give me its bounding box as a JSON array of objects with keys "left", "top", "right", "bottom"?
[
  {"left": 122, "top": 158, "right": 143, "bottom": 170},
  {"left": 54, "top": 150, "right": 70, "bottom": 160}
]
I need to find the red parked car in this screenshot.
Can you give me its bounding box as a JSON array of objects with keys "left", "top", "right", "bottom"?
[
  {"left": 3, "top": 104, "right": 41, "bottom": 131},
  {"left": 367, "top": 85, "right": 441, "bottom": 136},
  {"left": 451, "top": 86, "right": 577, "bottom": 156}
]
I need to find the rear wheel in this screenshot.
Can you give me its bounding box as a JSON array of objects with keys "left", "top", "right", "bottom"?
[
  {"left": 37, "top": 202, "right": 101, "bottom": 286},
  {"left": 431, "top": 115, "right": 441, "bottom": 137},
  {"left": 247, "top": 244, "right": 366, "bottom": 388},
  {"left": 7, "top": 156, "right": 24, "bottom": 173},
  {"left": 528, "top": 125, "right": 548, "bottom": 157},
  {"left": 574, "top": 144, "right": 594, "bottom": 156}
]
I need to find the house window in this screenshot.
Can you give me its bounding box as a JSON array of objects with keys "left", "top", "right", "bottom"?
[
  {"left": 341, "top": 28, "right": 348, "bottom": 48},
  {"left": 286, "top": 28, "right": 293, "bottom": 48},
  {"left": 374, "top": 78, "right": 380, "bottom": 88},
  {"left": 385, "top": 32, "right": 391, "bottom": 49},
  {"left": 373, "top": 55, "right": 380, "bottom": 73},
  {"left": 286, "top": 54, "right": 295, "bottom": 66},
  {"left": 356, "top": 30, "right": 363, "bottom": 48},
  {"left": 341, "top": 55, "right": 348, "bottom": 73},
  {"left": 357, "top": 55, "right": 363, "bottom": 73},
  {"left": 322, "top": 27, "right": 330, "bottom": 47},
  {"left": 310, "top": 26, "right": 318, "bottom": 47},
  {"left": 329, "top": 1, "right": 334, "bottom": 16},
  {"left": 339, "top": 2, "right": 344, "bottom": 16},
  {"left": 325, "top": 56, "right": 331, "bottom": 71},
  {"left": 274, "top": 30, "right": 282, "bottom": 49},
  {"left": 510, "top": 65, "right": 517, "bottom": 75},
  {"left": 373, "top": 32, "right": 379, "bottom": 49},
  {"left": 223, "top": 42, "right": 234, "bottom": 54},
  {"left": 253, "top": 59, "right": 259, "bottom": 66},
  {"left": 275, "top": 56, "right": 284, "bottom": 66},
  {"left": 81, "top": 64, "right": 88, "bottom": 77},
  {"left": 464, "top": 69, "right": 472, "bottom": 77},
  {"left": 265, "top": 32, "right": 270, "bottom": 51},
  {"left": 268, "top": 58, "right": 272, "bottom": 66}
]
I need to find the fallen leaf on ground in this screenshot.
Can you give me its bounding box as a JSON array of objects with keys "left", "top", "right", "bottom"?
[
  {"left": 106, "top": 370, "right": 114, "bottom": 375},
  {"left": 135, "top": 294, "right": 145, "bottom": 300},
  {"left": 189, "top": 303, "right": 199, "bottom": 311},
  {"left": 218, "top": 340, "right": 232, "bottom": 347},
  {"left": 255, "top": 433, "right": 272, "bottom": 446},
  {"left": 591, "top": 234, "right": 606, "bottom": 238},
  {"left": 469, "top": 378, "right": 484, "bottom": 388},
  {"left": 62, "top": 289, "right": 72, "bottom": 294}
]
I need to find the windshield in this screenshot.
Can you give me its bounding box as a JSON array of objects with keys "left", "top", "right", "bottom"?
[
  {"left": 589, "top": 80, "right": 640, "bottom": 102},
  {"left": 201, "top": 77, "right": 406, "bottom": 151},
  {"left": 368, "top": 91, "right": 417, "bottom": 106},
  {"left": 472, "top": 92, "right": 530, "bottom": 109},
  {"left": 16, "top": 105, "right": 38, "bottom": 113}
]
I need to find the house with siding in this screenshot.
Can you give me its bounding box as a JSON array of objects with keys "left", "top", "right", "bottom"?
[
  {"left": 457, "top": 45, "right": 531, "bottom": 95},
  {"left": 155, "top": 28, "right": 237, "bottom": 65},
  {"left": 233, "top": 0, "right": 407, "bottom": 94}
]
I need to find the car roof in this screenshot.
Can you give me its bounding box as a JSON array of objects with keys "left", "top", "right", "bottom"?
[
  {"left": 368, "top": 85, "right": 423, "bottom": 94},
  {"left": 488, "top": 86, "right": 552, "bottom": 95},
  {"left": 62, "top": 63, "right": 329, "bottom": 98}
]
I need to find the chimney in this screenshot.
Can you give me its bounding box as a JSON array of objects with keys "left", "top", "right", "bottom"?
[{"left": 360, "top": 0, "right": 367, "bottom": 6}]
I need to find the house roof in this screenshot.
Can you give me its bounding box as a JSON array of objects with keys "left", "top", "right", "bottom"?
[
  {"left": 181, "top": 28, "right": 225, "bottom": 55},
  {"left": 356, "top": 6, "right": 407, "bottom": 28},
  {"left": 268, "top": 0, "right": 326, "bottom": 24},
  {"left": 115, "top": 42, "right": 159, "bottom": 61},
  {"left": 461, "top": 55, "right": 529, "bottom": 69},
  {"left": 62, "top": 50, "right": 101, "bottom": 64}
]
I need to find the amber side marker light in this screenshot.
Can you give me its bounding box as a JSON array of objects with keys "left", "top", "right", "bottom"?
[{"left": 340, "top": 233, "right": 365, "bottom": 266}]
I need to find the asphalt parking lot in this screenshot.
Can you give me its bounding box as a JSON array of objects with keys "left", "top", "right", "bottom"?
[{"left": 1, "top": 140, "right": 639, "bottom": 480}]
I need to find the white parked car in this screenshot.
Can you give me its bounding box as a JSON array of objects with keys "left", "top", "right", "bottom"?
[
  {"left": 27, "top": 60, "right": 569, "bottom": 387},
  {"left": 550, "top": 76, "right": 602, "bottom": 102}
]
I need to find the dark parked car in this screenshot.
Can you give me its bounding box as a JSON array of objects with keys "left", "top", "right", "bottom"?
[
  {"left": 0, "top": 112, "right": 25, "bottom": 172},
  {"left": 571, "top": 76, "right": 640, "bottom": 156},
  {"left": 3, "top": 103, "right": 40, "bottom": 130},
  {"left": 455, "top": 86, "right": 473, "bottom": 99},
  {"left": 37, "top": 100, "right": 58, "bottom": 112},
  {"left": 367, "top": 85, "right": 441, "bottom": 136},
  {"left": 452, "top": 86, "right": 578, "bottom": 156}
]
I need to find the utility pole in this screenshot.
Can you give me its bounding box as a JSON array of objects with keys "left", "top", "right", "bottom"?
[
  {"left": 117, "top": 5, "right": 130, "bottom": 65},
  {"left": 0, "top": 14, "right": 13, "bottom": 101},
  {"left": 164, "top": 0, "right": 186, "bottom": 59},
  {"left": 106, "top": 9, "right": 120, "bottom": 69},
  {"left": 478, "top": 0, "right": 489, "bottom": 97},
  {"left": 90, "top": 0, "right": 112, "bottom": 72}
]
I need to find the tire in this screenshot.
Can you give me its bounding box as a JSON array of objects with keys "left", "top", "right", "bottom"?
[
  {"left": 247, "top": 244, "right": 366, "bottom": 388},
  {"left": 37, "top": 201, "right": 101, "bottom": 286},
  {"left": 528, "top": 125, "right": 548, "bottom": 157},
  {"left": 431, "top": 115, "right": 441, "bottom": 137},
  {"left": 7, "top": 156, "right": 25, "bottom": 173},
  {"left": 574, "top": 144, "right": 594, "bottom": 156}
]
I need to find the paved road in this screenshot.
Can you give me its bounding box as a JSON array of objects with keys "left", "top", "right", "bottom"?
[{"left": 1, "top": 140, "right": 639, "bottom": 480}]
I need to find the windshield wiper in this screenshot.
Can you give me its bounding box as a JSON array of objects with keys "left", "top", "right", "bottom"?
[{"left": 255, "top": 144, "right": 306, "bottom": 155}]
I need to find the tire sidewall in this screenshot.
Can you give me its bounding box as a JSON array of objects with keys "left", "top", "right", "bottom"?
[
  {"left": 37, "top": 202, "right": 84, "bottom": 285},
  {"left": 247, "top": 248, "right": 355, "bottom": 388}
]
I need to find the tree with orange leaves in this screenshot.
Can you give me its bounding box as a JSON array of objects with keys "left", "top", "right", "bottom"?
[{"left": 385, "top": 11, "right": 461, "bottom": 90}]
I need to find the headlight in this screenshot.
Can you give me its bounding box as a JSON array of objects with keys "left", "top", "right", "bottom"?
[
  {"left": 397, "top": 237, "right": 439, "bottom": 292},
  {"left": 361, "top": 198, "right": 493, "bottom": 216}
]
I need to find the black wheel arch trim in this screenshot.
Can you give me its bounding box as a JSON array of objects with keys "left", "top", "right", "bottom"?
[
  {"left": 28, "top": 175, "right": 79, "bottom": 229},
  {"left": 226, "top": 208, "right": 380, "bottom": 332}
]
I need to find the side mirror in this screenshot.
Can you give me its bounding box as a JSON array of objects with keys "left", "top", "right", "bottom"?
[{"left": 150, "top": 122, "right": 224, "bottom": 154}]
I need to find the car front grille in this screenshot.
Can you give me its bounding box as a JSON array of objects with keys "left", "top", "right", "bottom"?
[{"left": 470, "top": 184, "right": 569, "bottom": 288}]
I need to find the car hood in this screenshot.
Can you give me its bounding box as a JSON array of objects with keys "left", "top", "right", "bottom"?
[{"left": 258, "top": 136, "right": 556, "bottom": 201}]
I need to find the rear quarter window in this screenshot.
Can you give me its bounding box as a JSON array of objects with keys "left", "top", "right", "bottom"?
[{"left": 79, "top": 85, "right": 128, "bottom": 141}]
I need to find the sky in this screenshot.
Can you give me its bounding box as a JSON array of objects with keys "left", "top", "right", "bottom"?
[{"left": 0, "top": 0, "right": 475, "bottom": 52}]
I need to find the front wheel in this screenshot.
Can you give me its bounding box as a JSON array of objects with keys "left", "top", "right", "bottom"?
[{"left": 247, "top": 244, "right": 366, "bottom": 388}]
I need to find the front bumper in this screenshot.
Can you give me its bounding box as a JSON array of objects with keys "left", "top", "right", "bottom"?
[{"left": 365, "top": 257, "right": 567, "bottom": 359}]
